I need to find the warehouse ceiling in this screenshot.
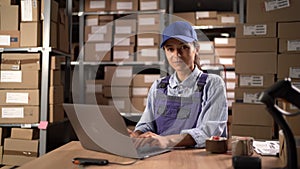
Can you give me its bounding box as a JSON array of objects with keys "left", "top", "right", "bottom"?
[{"left": 173, "top": 0, "right": 236, "bottom": 12}]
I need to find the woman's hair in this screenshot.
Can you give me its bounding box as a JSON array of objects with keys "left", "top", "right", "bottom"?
[{"left": 193, "top": 41, "right": 202, "bottom": 70}]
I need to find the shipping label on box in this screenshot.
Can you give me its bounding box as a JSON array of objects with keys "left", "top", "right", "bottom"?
[
  {"left": 239, "top": 75, "right": 264, "bottom": 87},
  {"left": 264, "top": 0, "right": 290, "bottom": 12},
  {"left": 0, "top": 31, "right": 20, "bottom": 48},
  {"left": 139, "top": 0, "right": 159, "bottom": 10},
  {"left": 0, "top": 71, "right": 22, "bottom": 83}
]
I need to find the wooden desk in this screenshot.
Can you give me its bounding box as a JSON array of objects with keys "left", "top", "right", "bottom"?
[{"left": 19, "top": 141, "right": 283, "bottom": 169}]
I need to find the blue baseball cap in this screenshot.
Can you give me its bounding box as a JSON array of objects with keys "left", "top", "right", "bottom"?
[{"left": 160, "top": 21, "right": 198, "bottom": 48}]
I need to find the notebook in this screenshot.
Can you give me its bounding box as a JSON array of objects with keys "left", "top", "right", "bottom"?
[{"left": 63, "top": 103, "right": 171, "bottom": 159}]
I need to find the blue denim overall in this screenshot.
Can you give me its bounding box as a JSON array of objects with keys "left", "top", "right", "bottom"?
[{"left": 154, "top": 73, "right": 208, "bottom": 135}]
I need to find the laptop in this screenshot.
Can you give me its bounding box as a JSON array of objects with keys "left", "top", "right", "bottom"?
[{"left": 63, "top": 103, "right": 171, "bottom": 159}]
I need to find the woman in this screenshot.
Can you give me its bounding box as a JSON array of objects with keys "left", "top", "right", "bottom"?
[{"left": 129, "top": 21, "right": 228, "bottom": 148}]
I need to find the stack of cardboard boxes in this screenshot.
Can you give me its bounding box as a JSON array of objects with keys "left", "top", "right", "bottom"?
[
  {"left": 0, "top": 53, "right": 41, "bottom": 124},
  {"left": 83, "top": 0, "right": 162, "bottom": 113},
  {"left": 0, "top": 0, "right": 69, "bottom": 52},
  {"left": 84, "top": 15, "right": 114, "bottom": 61},
  {"left": 113, "top": 17, "right": 136, "bottom": 62},
  {"left": 233, "top": 1, "right": 300, "bottom": 165},
  {"left": 104, "top": 66, "right": 133, "bottom": 113},
  {"left": 2, "top": 128, "right": 39, "bottom": 166},
  {"left": 173, "top": 11, "right": 239, "bottom": 27},
  {"left": 131, "top": 74, "right": 160, "bottom": 113},
  {"left": 83, "top": 0, "right": 161, "bottom": 63}
]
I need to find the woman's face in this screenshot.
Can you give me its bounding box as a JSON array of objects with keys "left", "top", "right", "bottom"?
[{"left": 163, "top": 38, "right": 197, "bottom": 72}]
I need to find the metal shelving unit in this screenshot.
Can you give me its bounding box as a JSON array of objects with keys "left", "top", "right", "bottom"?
[
  {"left": 73, "top": 0, "right": 168, "bottom": 104},
  {"left": 0, "top": 0, "right": 72, "bottom": 156}
]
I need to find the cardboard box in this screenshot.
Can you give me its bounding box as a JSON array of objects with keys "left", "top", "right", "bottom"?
[
  {"left": 110, "top": 0, "right": 138, "bottom": 11},
  {"left": 0, "top": 5, "right": 18, "bottom": 30},
  {"left": 50, "top": 0, "right": 59, "bottom": 22},
  {"left": 217, "top": 12, "right": 239, "bottom": 26},
  {"left": 104, "top": 66, "right": 133, "bottom": 86},
  {"left": 20, "top": 0, "right": 40, "bottom": 22},
  {"left": 1, "top": 53, "right": 40, "bottom": 71},
  {"left": 234, "top": 87, "right": 266, "bottom": 103},
  {"left": 85, "top": 0, "right": 111, "bottom": 12},
  {"left": 49, "top": 85, "right": 64, "bottom": 104},
  {"left": 114, "top": 19, "right": 137, "bottom": 34},
  {"left": 113, "top": 34, "right": 136, "bottom": 46},
  {"left": 132, "top": 87, "right": 149, "bottom": 97},
  {"left": 231, "top": 124, "right": 273, "bottom": 139},
  {"left": 279, "top": 130, "right": 300, "bottom": 168},
  {"left": 0, "top": 0, "right": 11, "bottom": 6},
  {"left": 215, "top": 48, "right": 236, "bottom": 57},
  {"left": 139, "top": 0, "right": 160, "bottom": 11},
  {"left": 84, "top": 42, "right": 111, "bottom": 62},
  {"left": 86, "top": 80, "right": 104, "bottom": 93},
  {"left": 0, "top": 30, "right": 20, "bottom": 48},
  {"left": 2, "top": 138, "right": 38, "bottom": 166},
  {"left": 11, "top": 128, "right": 39, "bottom": 140},
  {"left": 0, "top": 70, "right": 40, "bottom": 89},
  {"left": 84, "top": 25, "right": 113, "bottom": 42},
  {"left": 236, "top": 38, "right": 278, "bottom": 52},
  {"left": 236, "top": 22, "right": 277, "bottom": 38},
  {"left": 235, "top": 52, "right": 277, "bottom": 74},
  {"left": 0, "top": 90, "right": 40, "bottom": 106},
  {"left": 247, "top": 0, "right": 300, "bottom": 23},
  {"left": 198, "top": 41, "right": 214, "bottom": 54},
  {"left": 278, "top": 21, "right": 300, "bottom": 38},
  {"left": 49, "top": 104, "right": 65, "bottom": 123},
  {"left": 215, "top": 56, "right": 235, "bottom": 67},
  {"left": 277, "top": 53, "right": 300, "bottom": 79},
  {"left": 131, "top": 97, "right": 147, "bottom": 113},
  {"left": 0, "top": 106, "right": 39, "bottom": 124},
  {"left": 196, "top": 11, "right": 217, "bottom": 19},
  {"left": 232, "top": 103, "right": 273, "bottom": 126},
  {"left": 237, "top": 74, "right": 275, "bottom": 88},
  {"left": 20, "top": 22, "right": 42, "bottom": 47},
  {"left": 198, "top": 54, "right": 215, "bottom": 65},
  {"left": 112, "top": 46, "right": 134, "bottom": 62},
  {"left": 51, "top": 56, "right": 64, "bottom": 70},
  {"left": 136, "top": 46, "right": 159, "bottom": 62},
  {"left": 173, "top": 12, "right": 196, "bottom": 25},
  {"left": 50, "top": 70, "right": 62, "bottom": 86},
  {"left": 50, "top": 21, "right": 57, "bottom": 49},
  {"left": 137, "top": 14, "right": 160, "bottom": 33},
  {"left": 196, "top": 18, "right": 218, "bottom": 26},
  {"left": 85, "top": 16, "right": 99, "bottom": 26},
  {"left": 214, "top": 38, "right": 236, "bottom": 47},
  {"left": 132, "top": 74, "right": 160, "bottom": 87},
  {"left": 58, "top": 8, "right": 69, "bottom": 53},
  {"left": 137, "top": 33, "right": 160, "bottom": 47},
  {"left": 279, "top": 38, "right": 300, "bottom": 54},
  {"left": 108, "top": 97, "right": 131, "bottom": 113},
  {"left": 103, "top": 86, "right": 131, "bottom": 97}
]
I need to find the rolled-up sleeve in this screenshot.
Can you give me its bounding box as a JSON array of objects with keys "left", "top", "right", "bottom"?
[{"left": 181, "top": 74, "right": 228, "bottom": 147}]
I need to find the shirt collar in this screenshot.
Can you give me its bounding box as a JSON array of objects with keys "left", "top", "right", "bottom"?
[{"left": 169, "top": 66, "right": 202, "bottom": 88}]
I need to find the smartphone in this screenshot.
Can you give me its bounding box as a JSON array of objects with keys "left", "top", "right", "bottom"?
[{"left": 72, "top": 157, "right": 109, "bottom": 166}]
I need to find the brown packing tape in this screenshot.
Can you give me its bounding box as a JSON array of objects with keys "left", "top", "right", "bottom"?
[
  {"left": 1, "top": 59, "right": 39, "bottom": 65},
  {"left": 4, "top": 150, "right": 38, "bottom": 157}
]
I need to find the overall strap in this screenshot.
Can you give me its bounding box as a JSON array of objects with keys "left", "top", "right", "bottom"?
[
  {"left": 157, "top": 75, "right": 170, "bottom": 89},
  {"left": 197, "top": 73, "right": 208, "bottom": 91}
]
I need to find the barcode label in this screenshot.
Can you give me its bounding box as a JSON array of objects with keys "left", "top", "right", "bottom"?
[
  {"left": 287, "top": 40, "right": 300, "bottom": 51},
  {"left": 243, "top": 24, "right": 267, "bottom": 35},
  {"left": 240, "top": 75, "right": 264, "bottom": 87},
  {"left": 265, "top": 0, "right": 290, "bottom": 12}
]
